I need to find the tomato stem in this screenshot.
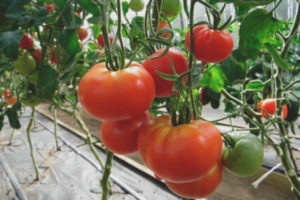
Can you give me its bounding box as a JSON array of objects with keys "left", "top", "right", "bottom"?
[
  {"left": 51, "top": 105, "right": 61, "bottom": 151},
  {"left": 101, "top": 150, "right": 114, "bottom": 200}
]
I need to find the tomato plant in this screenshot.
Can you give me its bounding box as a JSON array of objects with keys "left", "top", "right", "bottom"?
[
  {"left": 257, "top": 99, "right": 288, "bottom": 120},
  {"left": 78, "top": 62, "right": 155, "bottom": 121},
  {"left": 222, "top": 133, "right": 264, "bottom": 177},
  {"left": 100, "top": 111, "right": 151, "bottom": 154},
  {"left": 142, "top": 48, "right": 189, "bottom": 97},
  {"left": 97, "top": 34, "right": 113, "bottom": 48},
  {"left": 165, "top": 160, "right": 223, "bottom": 198},
  {"left": 185, "top": 24, "right": 233, "bottom": 63},
  {"left": 138, "top": 115, "right": 222, "bottom": 183}
]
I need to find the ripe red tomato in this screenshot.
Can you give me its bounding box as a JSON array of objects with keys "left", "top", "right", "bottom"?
[
  {"left": 6, "top": 95, "right": 17, "bottom": 105},
  {"left": 3, "top": 89, "right": 10, "bottom": 99},
  {"left": 97, "top": 34, "right": 113, "bottom": 48},
  {"left": 157, "top": 21, "right": 170, "bottom": 39},
  {"left": 257, "top": 99, "right": 288, "bottom": 120},
  {"left": 138, "top": 116, "right": 223, "bottom": 183},
  {"left": 78, "top": 62, "right": 155, "bottom": 121},
  {"left": 20, "top": 34, "right": 34, "bottom": 50},
  {"left": 32, "top": 49, "right": 42, "bottom": 62},
  {"left": 45, "top": 4, "right": 54, "bottom": 12},
  {"left": 77, "top": 27, "right": 88, "bottom": 41},
  {"left": 100, "top": 111, "right": 151, "bottom": 154},
  {"left": 185, "top": 24, "right": 233, "bottom": 63},
  {"left": 142, "top": 48, "right": 189, "bottom": 97},
  {"left": 165, "top": 160, "right": 223, "bottom": 199}
]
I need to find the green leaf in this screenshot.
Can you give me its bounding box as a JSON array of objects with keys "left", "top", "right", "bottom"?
[
  {"left": 37, "top": 65, "right": 58, "bottom": 99},
  {"left": 122, "top": 1, "right": 129, "bottom": 16},
  {"left": 245, "top": 80, "right": 264, "bottom": 91},
  {"left": 130, "top": 16, "right": 145, "bottom": 38},
  {"left": 58, "top": 30, "right": 81, "bottom": 55},
  {"left": 220, "top": 50, "right": 246, "bottom": 84},
  {"left": 0, "top": 114, "right": 4, "bottom": 131},
  {"left": 0, "top": 30, "right": 22, "bottom": 60},
  {"left": 239, "top": 9, "right": 282, "bottom": 59},
  {"left": 92, "top": 24, "right": 101, "bottom": 39},
  {"left": 265, "top": 43, "right": 292, "bottom": 71},
  {"left": 200, "top": 66, "right": 225, "bottom": 93},
  {"left": 6, "top": 102, "right": 21, "bottom": 129},
  {"left": 75, "top": 0, "right": 100, "bottom": 15}
]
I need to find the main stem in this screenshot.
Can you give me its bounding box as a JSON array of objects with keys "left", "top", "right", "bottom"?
[
  {"left": 101, "top": 150, "right": 114, "bottom": 200},
  {"left": 52, "top": 106, "right": 60, "bottom": 151},
  {"left": 27, "top": 108, "right": 39, "bottom": 181}
]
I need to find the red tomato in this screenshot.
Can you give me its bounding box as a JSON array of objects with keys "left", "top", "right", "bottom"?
[
  {"left": 6, "top": 95, "right": 17, "bottom": 105},
  {"left": 185, "top": 24, "right": 233, "bottom": 63},
  {"left": 77, "top": 27, "right": 88, "bottom": 41},
  {"left": 50, "top": 47, "right": 62, "bottom": 64},
  {"left": 165, "top": 160, "right": 223, "bottom": 198},
  {"left": 100, "top": 111, "right": 151, "bottom": 154},
  {"left": 3, "top": 89, "right": 10, "bottom": 99},
  {"left": 199, "top": 87, "right": 210, "bottom": 105},
  {"left": 32, "top": 49, "right": 42, "bottom": 62},
  {"left": 157, "top": 21, "right": 170, "bottom": 39},
  {"left": 20, "top": 34, "right": 34, "bottom": 50},
  {"left": 45, "top": 4, "right": 54, "bottom": 12},
  {"left": 97, "top": 34, "right": 113, "bottom": 48},
  {"left": 76, "top": 11, "right": 81, "bottom": 16},
  {"left": 142, "top": 48, "right": 189, "bottom": 97},
  {"left": 257, "top": 99, "right": 288, "bottom": 120},
  {"left": 138, "top": 116, "right": 223, "bottom": 183},
  {"left": 78, "top": 62, "right": 155, "bottom": 121}
]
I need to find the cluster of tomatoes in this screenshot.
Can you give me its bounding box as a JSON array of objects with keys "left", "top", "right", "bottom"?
[{"left": 2, "top": 89, "right": 17, "bottom": 106}]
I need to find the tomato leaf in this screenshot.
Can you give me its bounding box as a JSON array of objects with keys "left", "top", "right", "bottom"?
[
  {"left": 265, "top": 43, "right": 292, "bottom": 71},
  {"left": 75, "top": 0, "right": 100, "bottom": 15},
  {"left": 0, "top": 30, "right": 22, "bottom": 60},
  {"left": 122, "top": 1, "right": 129, "bottom": 16},
  {"left": 239, "top": 9, "right": 282, "bottom": 59},
  {"left": 6, "top": 102, "right": 21, "bottom": 129},
  {"left": 245, "top": 80, "right": 264, "bottom": 92},
  {"left": 58, "top": 30, "right": 81, "bottom": 55},
  {"left": 37, "top": 65, "right": 58, "bottom": 100},
  {"left": 220, "top": 49, "right": 246, "bottom": 84},
  {"left": 200, "top": 65, "right": 225, "bottom": 93}
]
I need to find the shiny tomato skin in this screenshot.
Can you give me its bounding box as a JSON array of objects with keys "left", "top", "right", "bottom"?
[
  {"left": 185, "top": 24, "right": 233, "bottom": 63},
  {"left": 222, "top": 133, "right": 264, "bottom": 177},
  {"left": 165, "top": 160, "right": 223, "bottom": 199},
  {"left": 142, "top": 48, "right": 189, "bottom": 97},
  {"left": 77, "top": 27, "right": 88, "bottom": 41},
  {"left": 138, "top": 116, "right": 223, "bottom": 183},
  {"left": 257, "top": 99, "right": 288, "bottom": 120},
  {"left": 32, "top": 49, "right": 42, "bottom": 62},
  {"left": 157, "top": 21, "right": 170, "bottom": 39},
  {"left": 20, "top": 34, "right": 34, "bottom": 50},
  {"left": 6, "top": 95, "right": 17, "bottom": 105},
  {"left": 97, "top": 34, "right": 113, "bottom": 48},
  {"left": 100, "top": 111, "right": 151, "bottom": 154},
  {"left": 78, "top": 62, "right": 155, "bottom": 121}
]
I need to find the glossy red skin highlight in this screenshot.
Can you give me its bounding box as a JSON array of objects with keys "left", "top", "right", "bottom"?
[
  {"left": 138, "top": 116, "right": 223, "bottom": 183},
  {"left": 100, "top": 111, "right": 151, "bottom": 154},
  {"left": 78, "top": 62, "right": 155, "bottom": 121},
  {"left": 165, "top": 160, "right": 223, "bottom": 199},
  {"left": 97, "top": 34, "right": 113, "bottom": 48},
  {"left": 257, "top": 99, "right": 288, "bottom": 120},
  {"left": 20, "top": 35, "right": 34, "bottom": 50},
  {"left": 142, "top": 48, "right": 189, "bottom": 97},
  {"left": 185, "top": 24, "right": 233, "bottom": 63}
]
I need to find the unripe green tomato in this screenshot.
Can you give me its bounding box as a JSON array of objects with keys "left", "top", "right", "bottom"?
[
  {"left": 222, "top": 133, "right": 264, "bottom": 177},
  {"left": 22, "top": 95, "right": 41, "bottom": 107},
  {"left": 13, "top": 54, "right": 37, "bottom": 75},
  {"left": 129, "top": 0, "right": 144, "bottom": 12},
  {"left": 161, "top": 0, "right": 182, "bottom": 18}
]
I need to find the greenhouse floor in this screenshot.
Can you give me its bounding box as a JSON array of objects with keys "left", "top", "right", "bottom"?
[{"left": 0, "top": 106, "right": 296, "bottom": 200}]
